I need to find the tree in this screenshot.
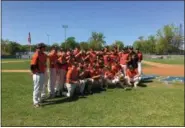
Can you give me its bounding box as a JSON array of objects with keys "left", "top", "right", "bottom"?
[
  {"left": 79, "top": 41, "right": 89, "bottom": 51},
  {"left": 147, "top": 35, "right": 157, "bottom": 54},
  {"left": 113, "top": 40, "right": 124, "bottom": 50},
  {"left": 138, "top": 36, "right": 144, "bottom": 41},
  {"left": 52, "top": 43, "right": 59, "bottom": 47},
  {"left": 61, "top": 37, "right": 79, "bottom": 50},
  {"left": 89, "top": 32, "right": 106, "bottom": 50},
  {"left": 156, "top": 24, "right": 183, "bottom": 54},
  {"left": 7, "top": 41, "right": 21, "bottom": 55}
]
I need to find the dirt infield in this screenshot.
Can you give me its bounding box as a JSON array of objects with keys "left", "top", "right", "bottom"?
[
  {"left": 142, "top": 61, "right": 184, "bottom": 76},
  {"left": 1, "top": 60, "right": 29, "bottom": 63},
  {"left": 1, "top": 70, "right": 30, "bottom": 72},
  {"left": 1, "top": 61, "right": 184, "bottom": 76}
]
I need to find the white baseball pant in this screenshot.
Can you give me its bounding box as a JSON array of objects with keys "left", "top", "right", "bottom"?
[
  {"left": 41, "top": 70, "right": 48, "bottom": 98},
  {"left": 76, "top": 80, "right": 86, "bottom": 94},
  {"left": 62, "top": 83, "right": 76, "bottom": 97},
  {"left": 48, "top": 68, "right": 57, "bottom": 97},
  {"left": 125, "top": 76, "right": 141, "bottom": 88},
  {"left": 121, "top": 64, "right": 127, "bottom": 75},
  {"left": 33, "top": 73, "right": 44, "bottom": 105},
  {"left": 55, "top": 69, "right": 67, "bottom": 93},
  {"left": 89, "top": 78, "right": 103, "bottom": 88},
  {"left": 138, "top": 62, "right": 142, "bottom": 75}
]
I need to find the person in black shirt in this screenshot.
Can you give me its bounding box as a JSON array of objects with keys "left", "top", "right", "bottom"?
[{"left": 127, "top": 46, "right": 139, "bottom": 69}]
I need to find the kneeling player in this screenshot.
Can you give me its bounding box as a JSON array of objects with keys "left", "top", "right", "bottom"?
[
  {"left": 89, "top": 64, "right": 105, "bottom": 91},
  {"left": 125, "top": 65, "right": 141, "bottom": 88},
  {"left": 62, "top": 62, "right": 85, "bottom": 97}
]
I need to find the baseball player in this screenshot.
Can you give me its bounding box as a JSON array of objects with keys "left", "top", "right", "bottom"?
[
  {"left": 89, "top": 64, "right": 105, "bottom": 91},
  {"left": 30, "top": 43, "right": 47, "bottom": 108},
  {"left": 55, "top": 48, "right": 68, "bottom": 96},
  {"left": 125, "top": 65, "right": 141, "bottom": 88},
  {"left": 135, "top": 48, "right": 143, "bottom": 75},
  {"left": 47, "top": 46, "right": 58, "bottom": 98},
  {"left": 119, "top": 47, "right": 129, "bottom": 75},
  {"left": 62, "top": 62, "right": 85, "bottom": 97},
  {"left": 127, "top": 46, "right": 139, "bottom": 69}
]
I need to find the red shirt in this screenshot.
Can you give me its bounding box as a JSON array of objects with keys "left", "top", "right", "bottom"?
[
  {"left": 31, "top": 51, "right": 47, "bottom": 73},
  {"left": 110, "top": 54, "right": 119, "bottom": 63},
  {"left": 90, "top": 69, "right": 101, "bottom": 79},
  {"left": 48, "top": 52, "right": 58, "bottom": 68},
  {"left": 105, "top": 71, "right": 114, "bottom": 79},
  {"left": 111, "top": 64, "right": 120, "bottom": 75},
  {"left": 89, "top": 52, "right": 96, "bottom": 63},
  {"left": 74, "top": 50, "right": 82, "bottom": 61},
  {"left": 137, "top": 52, "right": 143, "bottom": 62},
  {"left": 66, "top": 67, "right": 79, "bottom": 83},
  {"left": 57, "top": 55, "right": 68, "bottom": 70},
  {"left": 103, "top": 55, "right": 110, "bottom": 66},
  {"left": 126, "top": 69, "right": 138, "bottom": 78},
  {"left": 120, "top": 53, "right": 129, "bottom": 65}
]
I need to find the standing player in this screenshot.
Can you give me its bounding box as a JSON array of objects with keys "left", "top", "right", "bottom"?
[
  {"left": 127, "top": 46, "right": 138, "bottom": 69},
  {"left": 47, "top": 46, "right": 58, "bottom": 98},
  {"left": 55, "top": 48, "right": 68, "bottom": 96},
  {"left": 119, "top": 47, "right": 129, "bottom": 75},
  {"left": 135, "top": 48, "right": 143, "bottom": 75},
  {"left": 103, "top": 47, "right": 111, "bottom": 67},
  {"left": 30, "top": 43, "right": 47, "bottom": 108}
]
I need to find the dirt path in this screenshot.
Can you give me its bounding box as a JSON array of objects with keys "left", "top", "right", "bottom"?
[
  {"left": 1, "top": 60, "right": 29, "bottom": 63},
  {"left": 142, "top": 61, "right": 184, "bottom": 76},
  {"left": 1, "top": 70, "right": 30, "bottom": 72},
  {"left": 1, "top": 61, "right": 184, "bottom": 76},
  {"left": 142, "top": 60, "right": 183, "bottom": 68}
]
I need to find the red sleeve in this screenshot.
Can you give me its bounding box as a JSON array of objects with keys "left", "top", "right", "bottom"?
[{"left": 141, "top": 53, "right": 143, "bottom": 61}]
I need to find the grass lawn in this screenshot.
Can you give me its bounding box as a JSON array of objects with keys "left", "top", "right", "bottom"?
[
  {"left": 145, "top": 57, "right": 184, "bottom": 65},
  {"left": 1, "top": 60, "right": 151, "bottom": 70},
  {"left": 1, "top": 61, "right": 30, "bottom": 70},
  {"left": 2, "top": 73, "right": 184, "bottom": 126},
  {"left": 1, "top": 59, "right": 29, "bottom": 61}
]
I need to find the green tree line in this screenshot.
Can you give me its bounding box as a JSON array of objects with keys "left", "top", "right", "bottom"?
[
  {"left": 1, "top": 24, "right": 184, "bottom": 55},
  {"left": 133, "top": 24, "right": 184, "bottom": 54}
]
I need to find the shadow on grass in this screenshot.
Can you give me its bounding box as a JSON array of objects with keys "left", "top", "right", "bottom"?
[
  {"left": 42, "top": 95, "right": 87, "bottom": 106},
  {"left": 42, "top": 82, "right": 148, "bottom": 106},
  {"left": 138, "top": 82, "right": 148, "bottom": 87},
  {"left": 141, "top": 80, "right": 153, "bottom": 83}
]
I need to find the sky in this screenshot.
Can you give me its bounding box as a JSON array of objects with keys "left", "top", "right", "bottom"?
[{"left": 2, "top": 1, "right": 184, "bottom": 46}]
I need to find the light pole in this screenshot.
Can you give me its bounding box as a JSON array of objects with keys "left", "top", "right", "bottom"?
[
  {"left": 46, "top": 34, "right": 50, "bottom": 46},
  {"left": 62, "top": 25, "right": 68, "bottom": 49}
]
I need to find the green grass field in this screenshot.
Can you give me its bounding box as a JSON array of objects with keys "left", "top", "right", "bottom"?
[
  {"left": 1, "top": 60, "right": 151, "bottom": 70},
  {"left": 2, "top": 72, "right": 184, "bottom": 126},
  {"left": 1, "top": 61, "right": 30, "bottom": 70},
  {"left": 145, "top": 56, "right": 184, "bottom": 65}
]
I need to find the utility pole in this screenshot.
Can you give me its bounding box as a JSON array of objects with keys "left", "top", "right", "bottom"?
[{"left": 62, "top": 25, "right": 68, "bottom": 49}]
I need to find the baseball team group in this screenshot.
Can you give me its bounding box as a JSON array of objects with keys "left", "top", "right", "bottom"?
[{"left": 30, "top": 43, "right": 143, "bottom": 108}]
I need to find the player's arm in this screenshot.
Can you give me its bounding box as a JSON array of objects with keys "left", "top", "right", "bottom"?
[
  {"left": 30, "top": 54, "right": 39, "bottom": 73},
  {"left": 66, "top": 71, "right": 78, "bottom": 84},
  {"left": 92, "top": 75, "right": 101, "bottom": 79},
  {"left": 75, "top": 51, "right": 82, "bottom": 58},
  {"left": 140, "top": 53, "right": 143, "bottom": 61}
]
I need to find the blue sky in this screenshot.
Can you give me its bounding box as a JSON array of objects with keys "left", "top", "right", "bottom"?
[{"left": 2, "top": 1, "right": 184, "bottom": 46}]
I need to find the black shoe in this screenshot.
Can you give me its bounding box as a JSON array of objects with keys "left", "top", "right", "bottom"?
[
  {"left": 100, "top": 88, "right": 106, "bottom": 91},
  {"left": 80, "top": 93, "right": 85, "bottom": 97},
  {"left": 60, "top": 90, "right": 63, "bottom": 97},
  {"left": 89, "top": 91, "right": 93, "bottom": 95}
]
